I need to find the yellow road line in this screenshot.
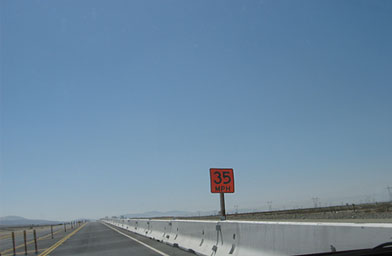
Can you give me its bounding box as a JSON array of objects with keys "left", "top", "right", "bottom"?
[
  {"left": 39, "top": 223, "right": 87, "bottom": 256},
  {"left": 2, "top": 248, "right": 48, "bottom": 256},
  {"left": 0, "top": 229, "right": 62, "bottom": 254},
  {"left": 0, "top": 234, "right": 12, "bottom": 239}
]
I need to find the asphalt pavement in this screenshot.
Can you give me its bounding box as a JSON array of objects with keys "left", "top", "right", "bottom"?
[{"left": 48, "top": 221, "right": 195, "bottom": 256}]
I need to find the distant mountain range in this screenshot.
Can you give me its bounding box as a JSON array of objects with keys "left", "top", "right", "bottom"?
[
  {"left": 0, "top": 216, "right": 61, "bottom": 227},
  {"left": 123, "top": 210, "right": 217, "bottom": 218}
]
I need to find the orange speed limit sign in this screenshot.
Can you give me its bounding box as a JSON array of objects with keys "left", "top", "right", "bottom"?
[{"left": 210, "top": 168, "right": 234, "bottom": 193}]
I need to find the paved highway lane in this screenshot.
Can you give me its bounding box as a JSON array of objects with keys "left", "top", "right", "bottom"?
[{"left": 48, "top": 222, "right": 195, "bottom": 256}]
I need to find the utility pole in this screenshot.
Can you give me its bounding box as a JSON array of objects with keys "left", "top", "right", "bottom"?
[
  {"left": 387, "top": 186, "right": 392, "bottom": 202},
  {"left": 267, "top": 201, "right": 272, "bottom": 211},
  {"left": 312, "top": 197, "right": 319, "bottom": 208}
]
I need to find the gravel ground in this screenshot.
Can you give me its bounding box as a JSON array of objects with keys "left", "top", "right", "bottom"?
[
  {"left": 0, "top": 224, "right": 63, "bottom": 239},
  {"left": 176, "top": 202, "right": 392, "bottom": 223}
]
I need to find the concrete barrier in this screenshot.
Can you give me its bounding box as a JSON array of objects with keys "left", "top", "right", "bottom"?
[{"left": 104, "top": 219, "right": 392, "bottom": 256}]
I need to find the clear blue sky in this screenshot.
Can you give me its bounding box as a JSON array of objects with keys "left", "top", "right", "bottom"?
[{"left": 1, "top": 0, "right": 391, "bottom": 221}]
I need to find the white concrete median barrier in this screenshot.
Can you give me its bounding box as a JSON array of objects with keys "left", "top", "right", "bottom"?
[{"left": 104, "top": 219, "right": 392, "bottom": 256}]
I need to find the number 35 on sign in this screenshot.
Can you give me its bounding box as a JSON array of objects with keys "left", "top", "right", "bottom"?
[{"left": 210, "top": 168, "right": 235, "bottom": 193}]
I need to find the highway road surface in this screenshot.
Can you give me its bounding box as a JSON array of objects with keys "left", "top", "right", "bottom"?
[{"left": 45, "top": 221, "right": 194, "bottom": 256}]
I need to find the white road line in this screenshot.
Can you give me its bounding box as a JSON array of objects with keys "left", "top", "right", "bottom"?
[{"left": 101, "top": 222, "right": 170, "bottom": 256}]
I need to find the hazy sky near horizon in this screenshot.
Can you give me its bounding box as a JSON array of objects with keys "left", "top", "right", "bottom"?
[{"left": 1, "top": 0, "right": 392, "bottom": 221}]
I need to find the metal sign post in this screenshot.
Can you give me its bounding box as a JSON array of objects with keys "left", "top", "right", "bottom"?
[{"left": 220, "top": 192, "right": 226, "bottom": 220}]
